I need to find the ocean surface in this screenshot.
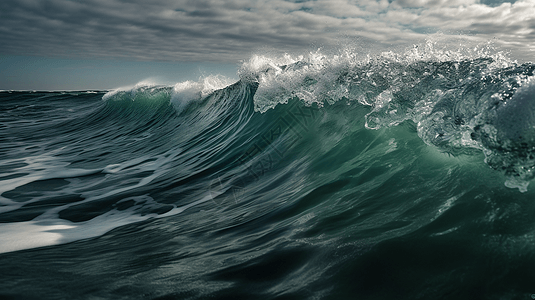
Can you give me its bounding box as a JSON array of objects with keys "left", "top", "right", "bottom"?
[{"left": 1, "top": 44, "right": 535, "bottom": 299}]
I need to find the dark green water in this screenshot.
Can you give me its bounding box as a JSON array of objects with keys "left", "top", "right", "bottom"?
[{"left": 1, "top": 47, "right": 535, "bottom": 299}]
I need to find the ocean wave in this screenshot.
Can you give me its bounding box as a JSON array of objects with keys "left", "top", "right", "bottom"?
[
  {"left": 1, "top": 43, "right": 535, "bottom": 256},
  {"left": 102, "top": 75, "right": 234, "bottom": 114},
  {"left": 238, "top": 42, "right": 535, "bottom": 191}
]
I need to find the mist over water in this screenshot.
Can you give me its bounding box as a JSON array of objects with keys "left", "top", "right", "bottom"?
[{"left": 1, "top": 43, "right": 535, "bottom": 299}]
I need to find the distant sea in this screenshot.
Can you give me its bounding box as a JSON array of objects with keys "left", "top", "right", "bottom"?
[{"left": 1, "top": 44, "right": 535, "bottom": 299}]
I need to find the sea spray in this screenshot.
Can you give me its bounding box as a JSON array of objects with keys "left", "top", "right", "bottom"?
[{"left": 239, "top": 42, "right": 535, "bottom": 190}]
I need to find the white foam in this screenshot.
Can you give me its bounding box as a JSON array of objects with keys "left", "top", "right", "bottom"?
[
  {"left": 0, "top": 190, "right": 220, "bottom": 254},
  {"left": 505, "top": 176, "right": 530, "bottom": 193},
  {"left": 102, "top": 81, "right": 161, "bottom": 101},
  {"left": 241, "top": 41, "right": 515, "bottom": 113},
  {"left": 0, "top": 147, "right": 233, "bottom": 254},
  {"left": 0, "top": 208, "right": 153, "bottom": 254},
  {"left": 0, "top": 221, "right": 76, "bottom": 254},
  {"left": 101, "top": 76, "right": 234, "bottom": 113},
  {"left": 171, "top": 75, "right": 233, "bottom": 114},
  {"left": 0, "top": 152, "right": 102, "bottom": 206}
]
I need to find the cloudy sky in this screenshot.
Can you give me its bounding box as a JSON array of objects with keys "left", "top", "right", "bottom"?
[{"left": 1, "top": 0, "right": 534, "bottom": 90}]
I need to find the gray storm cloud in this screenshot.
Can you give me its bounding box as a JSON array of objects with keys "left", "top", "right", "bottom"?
[{"left": 0, "top": 0, "right": 533, "bottom": 62}]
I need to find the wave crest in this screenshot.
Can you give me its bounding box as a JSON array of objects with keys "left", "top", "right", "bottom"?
[{"left": 240, "top": 42, "right": 535, "bottom": 191}]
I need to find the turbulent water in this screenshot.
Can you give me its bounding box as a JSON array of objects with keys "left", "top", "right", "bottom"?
[{"left": 1, "top": 44, "right": 535, "bottom": 299}]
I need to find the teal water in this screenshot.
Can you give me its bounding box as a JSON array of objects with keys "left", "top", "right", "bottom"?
[{"left": 1, "top": 46, "right": 535, "bottom": 299}]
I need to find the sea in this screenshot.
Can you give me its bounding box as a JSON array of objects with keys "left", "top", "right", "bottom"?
[{"left": 1, "top": 43, "right": 535, "bottom": 299}]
